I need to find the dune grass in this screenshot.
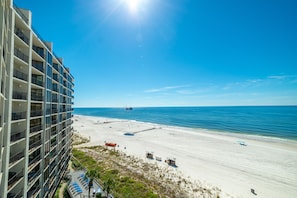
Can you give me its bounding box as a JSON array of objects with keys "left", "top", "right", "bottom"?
[{"left": 72, "top": 148, "right": 159, "bottom": 198}]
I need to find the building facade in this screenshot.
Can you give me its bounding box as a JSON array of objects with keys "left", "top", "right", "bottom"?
[{"left": 0, "top": 0, "right": 74, "bottom": 197}]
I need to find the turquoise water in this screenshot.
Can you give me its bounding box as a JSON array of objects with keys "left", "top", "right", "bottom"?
[{"left": 74, "top": 106, "right": 297, "bottom": 140}]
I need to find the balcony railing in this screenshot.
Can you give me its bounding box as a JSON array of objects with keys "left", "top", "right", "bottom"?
[
  {"left": 29, "top": 154, "right": 41, "bottom": 168},
  {"left": 8, "top": 188, "right": 23, "bottom": 198},
  {"left": 29, "top": 139, "right": 42, "bottom": 151},
  {"left": 52, "top": 86, "right": 58, "bottom": 92},
  {"left": 53, "top": 63, "right": 59, "bottom": 72},
  {"left": 13, "top": 69, "right": 28, "bottom": 81},
  {"left": 32, "top": 76, "right": 43, "bottom": 87},
  {"left": 49, "top": 163, "right": 57, "bottom": 174},
  {"left": 28, "top": 170, "right": 41, "bottom": 185},
  {"left": 30, "top": 125, "right": 42, "bottom": 133},
  {"left": 31, "top": 110, "right": 43, "bottom": 117},
  {"left": 10, "top": 130, "right": 26, "bottom": 142},
  {"left": 52, "top": 98, "right": 58, "bottom": 103},
  {"left": 51, "top": 119, "right": 58, "bottom": 125},
  {"left": 51, "top": 129, "right": 57, "bottom": 136},
  {"left": 12, "top": 111, "right": 26, "bottom": 120},
  {"left": 51, "top": 140, "right": 57, "bottom": 147},
  {"left": 13, "top": 3, "right": 29, "bottom": 24},
  {"left": 49, "top": 150, "right": 57, "bottom": 158},
  {"left": 9, "top": 151, "right": 24, "bottom": 165},
  {"left": 53, "top": 74, "right": 59, "bottom": 82},
  {"left": 31, "top": 94, "right": 43, "bottom": 101},
  {"left": 32, "top": 60, "right": 44, "bottom": 73},
  {"left": 15, "top": 27, "right": 29, "bottom": 45},
  {"left": 12, "top": 91, "right": 27, "bottom": 100},
  {"left": 32, "top": 45, "right": 44, "bottom": 58},
  {"left": 27, "top": 187, "right": 40, "bottom": 198},
  {"left": 8, "top": 169, "right": 23, "bottom": 189},
  {"left": 14, "top": 48, "right": 29, "bottom": 63}
]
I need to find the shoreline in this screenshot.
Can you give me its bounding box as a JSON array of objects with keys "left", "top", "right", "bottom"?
[
  {"left": 73, "top": 114, "right": 297, "bottom": 198},
  {"left": 74, "top": 113, "right": 297, "bottom": 143}
]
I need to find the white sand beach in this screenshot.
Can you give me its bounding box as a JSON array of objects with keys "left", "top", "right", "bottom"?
[{"left": 73, "top": 115, "right": 297, "bottom": 198}]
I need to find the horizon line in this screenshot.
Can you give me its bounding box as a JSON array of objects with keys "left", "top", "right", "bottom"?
[{"left": 73, "top": 104, "right": 297, "bottom": 108}]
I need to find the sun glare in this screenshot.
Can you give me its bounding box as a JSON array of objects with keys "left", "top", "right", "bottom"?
[{"left": 127, "top": 0, "right": 141, "bottom": 13}]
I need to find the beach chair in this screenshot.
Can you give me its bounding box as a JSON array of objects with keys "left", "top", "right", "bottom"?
[
  {"left": 155, "top": 156, "right": 162, "bottom": 161},
  {"left": 146, "top": 151, "right": 154, "bottom": 159}
]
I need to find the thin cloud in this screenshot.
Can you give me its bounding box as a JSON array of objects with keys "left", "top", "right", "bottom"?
[
  {"left": 145, "top": 85, "right": 190, "bottom": 93},
  {"left": 267, "top": 75, "right": 297, "bottom": 80},
  {"left": 268, "top": 75, "right": 286, "bottom": 79}
]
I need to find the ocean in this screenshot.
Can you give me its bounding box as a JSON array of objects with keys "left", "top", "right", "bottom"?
[{"left": 74, "top": 106, "right": 297, "bottom": 140}]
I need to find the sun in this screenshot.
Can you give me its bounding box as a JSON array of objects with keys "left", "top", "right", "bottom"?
[{"left": 127, "top": 0, "right": 142, "bottom": 13}]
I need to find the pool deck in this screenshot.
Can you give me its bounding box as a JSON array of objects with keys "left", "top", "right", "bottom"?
[{"left": 67, "top": 170, "right": 105, "bottom": 198}]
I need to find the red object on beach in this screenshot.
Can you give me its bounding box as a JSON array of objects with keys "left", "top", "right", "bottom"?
[{"left": 105, "top": 142, "right": 117, "bottom": 147}]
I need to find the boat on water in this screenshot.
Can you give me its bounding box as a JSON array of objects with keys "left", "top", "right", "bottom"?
[{"left": 125, "top": 107, "right": 133, "bottom": 110}]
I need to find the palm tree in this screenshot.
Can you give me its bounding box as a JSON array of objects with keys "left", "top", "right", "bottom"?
[
  {"left": 103, "top": 177, "right": 114, "bottom": 198},
  {"left": 86, "top": 169, "right": 100, "bottom": 198}
]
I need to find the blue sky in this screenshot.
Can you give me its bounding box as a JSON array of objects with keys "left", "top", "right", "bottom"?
[{"left": 15, "top": 0, "right": 297, "bottom": 107}]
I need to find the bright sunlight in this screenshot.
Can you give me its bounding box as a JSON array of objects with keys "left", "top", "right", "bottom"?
[{"left": 127, "top": 0, "right": 142, "bottom": 13}]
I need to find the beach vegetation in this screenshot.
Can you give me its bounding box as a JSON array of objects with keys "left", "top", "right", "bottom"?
[
  {"left": 71, "top": 144, "right": 218, "bottom": 197},
  {"left": 72, "top": 148, "right": 159, "bottom": 198},
  {"left": 72, "top": 132, "right": 90, "bottom": 145},
  {"left": 54, "top": 183, "right": 62, "bottom": 198}
]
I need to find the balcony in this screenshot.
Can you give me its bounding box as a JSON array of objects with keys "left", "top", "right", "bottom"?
[
  {"left": 32, "top": 60, "right": 44, "bottom": 73},
  {"left": 52, "top": 108, "right": 58, "bottom": 114},
  {"left": 15, "top": 27, "right": 29, "bottom": 45},
  {"left": 29, "top": 140, "right": 42, "bottom": 151},
  {"left": 32, "top": 45, "right": 44, "bottom": 58},
  {"left": 7, "top": 188, "right": 23, "bottom": 198},
  {"left": 49, "top": 163, "right": 57, "bottom": 175},
  {"left": 53, "top": 74, "right": 59, "bottom": 82},
  {"left": 12, "top": 91, "right": 27, "bottom": 100},
  {"left": 51, "top": 119, "right": 58, "bottom": 125},
  {"left": 9, "top": 151, "right": 24, "bottom": 166},
  {"left": 52, "top": 97, "right": 58, "bottom": 103},
  {"left": 31, "top": 110, "right": 43, "bottom": 117},
  {"left": 51, "top": 129, "right": 57, "bottom": 136},
  {"left": 28, "top": 154, "right": 41, "bottom": 169},
  {"left": 14, "top": 48, "right": 28, "bottom": 63},
  {"left": 51, "top": 139, "right": 57, "bottom": 146},
  {"left": 30, "top": 125, "right": 42, "bottom": 134},
  {"left": 31, "top": 93, "right": 43, "bottom": 101},
  {"left": 10, "top": 130, "right": 26, "bottom": 142},
  {"left": 27, "top": 186, "right": 40, "bottom": 198},
  {"left": 13, "top": 69, "right": 28, "bottom": 81},
  {"left": 8, "top": 170, "right": 23, "bottom": 190},
  {"left": 12, "top": 111, "right": 26, "bottom": 120},
  {"left": 14, "top": 3, "right": 29, "bottom": 23},
  {"left": 28, "top": 170, "right": 41, "bottom": 186},
  {"left": 53, "top": 63, "right": 59, "bottom": 72},
  {"left": 49, "top": 150, "right": 57, "bottom": 158},
  {"left": 32, "top": 76, "right": 43, "bottom": 87},
  {"left": 52, "top": 86, "right": 58, "bottom": 92}
]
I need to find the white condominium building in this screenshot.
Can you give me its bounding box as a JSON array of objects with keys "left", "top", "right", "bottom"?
[{"left": 0, "top": 0, "right": 74, "bottom": 197}]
